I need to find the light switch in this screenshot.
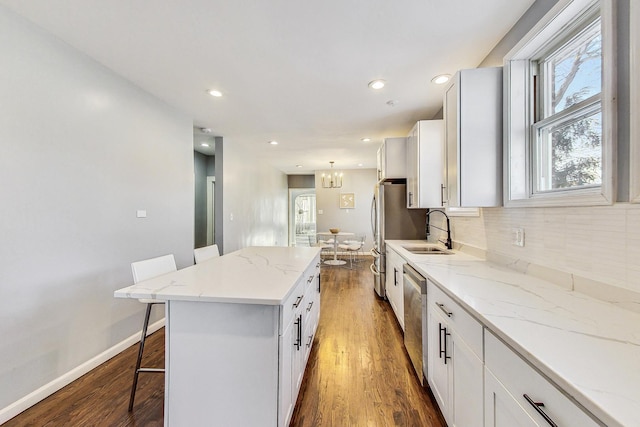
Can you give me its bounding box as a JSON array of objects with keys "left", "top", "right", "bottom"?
[{"left": 136, "top": 210, "right": 147, "bottom": 218}]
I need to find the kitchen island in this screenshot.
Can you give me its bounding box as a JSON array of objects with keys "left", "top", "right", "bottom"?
[
  {"left": 115, "top": 246, "right": 322, "bottom": 427},
  {"left": 386, "top": 240, "right": 640, "bottom": 427}
]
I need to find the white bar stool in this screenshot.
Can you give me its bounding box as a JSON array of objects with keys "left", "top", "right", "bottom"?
[
  {"left": 193, "top": 244, "right": 220, "bottom": 264},
  {"left": 128, "top": 253, "right": 177, "bottom": 411}
]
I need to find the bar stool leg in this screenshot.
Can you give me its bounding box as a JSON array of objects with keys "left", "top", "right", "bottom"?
[{"left": 129, "top": 303, "right": 153, "bottom": 412}]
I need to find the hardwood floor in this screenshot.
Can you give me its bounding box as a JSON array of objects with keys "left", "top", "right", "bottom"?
[
  {"left": 4, "top": 258, "right": 445, "bottom": 427},
  {"left": 290, "top": 260, "right": 445, "bottom": 427}
]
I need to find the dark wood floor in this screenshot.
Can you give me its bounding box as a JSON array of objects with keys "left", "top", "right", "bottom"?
[{"left": 4, "top": 258, "right": 445, "bottom": 427}]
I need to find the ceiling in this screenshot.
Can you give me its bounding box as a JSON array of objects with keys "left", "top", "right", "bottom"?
[{"left": 1, "top": 0, "right": 535, "bottom": 174}]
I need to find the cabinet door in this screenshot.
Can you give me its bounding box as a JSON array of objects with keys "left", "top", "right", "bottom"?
[
  {"left": 278, "top": 321, "right": 296, "bottom": 427},
  {"left": 427, "top": 306, "right": 450, "bottom": 421},
  {"left": 406, "top": 124, "right": 418, "bottom": 208},
  {"left": 385, "top": 250, "right": 404, "bottom": 329},
  {"left": 485, "top": 368, "right": 539, "bottom": 427},
  {"left": 444, "top": 81, "right": 459, "bottom": 207},
  {"left": 451, "top": 330, "right": 483, "bottom": 427}
]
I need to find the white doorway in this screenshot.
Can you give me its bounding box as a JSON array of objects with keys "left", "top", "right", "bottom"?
[
  {"left": 289, "top": 189, "right": 316, "bottom": 247},
  {"left": 206, "top": 176, "right": 215, "bottom": 245}
]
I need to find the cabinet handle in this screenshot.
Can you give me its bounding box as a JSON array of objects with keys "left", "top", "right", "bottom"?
[
  {"left": 436, "top": 302, "right": 452, "bottom": 317},
  {"left": 408, "top": 192, "right": 413, "bottom": 207},
  {"left": 307, "top": 301, "right": 314, "bottom": 312},
  {"left": 306, "top": 334, "right": 314, "bottom": 348},
  {"left": 293, "top": 295, "right": 303, "bottom": 309},
  {"left": 523, "top": 394, "right": 558, "bottom": 427},
  {"left": 394, "top": 268, "right": 398, "bottom": 286},
  {"left": 439, "top": 323, "right": 451, "bottom": 364},
  {"left": 440, "top": 184, "right": 446, "bottom": 207},
  {"left": 307, "top": 275, "right": 314, "bottom": 283},
  {"left": 438, "top": 322, "right": 443, "bottom": 359},
  {"left": 294, "top": 314, "right": 302, "bottom": 351},
  {"left": 317, "top": 273, "right": 321, "bottom": 293}
]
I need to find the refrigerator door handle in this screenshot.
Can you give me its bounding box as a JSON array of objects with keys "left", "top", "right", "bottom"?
[
  {"left": 370, "top": 262, "right": 380, "bottom": 276},
  {"left": 370, "top": 194, "right": 377, "bottom": 237}
]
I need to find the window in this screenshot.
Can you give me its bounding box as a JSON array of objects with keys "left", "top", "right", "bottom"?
[{"left": 504, "top": 0, "right": 615, "bottom": 207}]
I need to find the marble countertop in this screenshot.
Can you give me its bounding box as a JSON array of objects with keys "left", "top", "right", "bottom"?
[
  {"left": 114, "top": 246, "right": 321, "bottom": 305},
  {"left": 386, "top": 240, "right": 640, "bottom": 427}
]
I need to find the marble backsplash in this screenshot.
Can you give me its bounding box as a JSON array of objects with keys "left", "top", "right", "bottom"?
[{"left": 430, "top": 203, "right": 640, "bottom": 314}]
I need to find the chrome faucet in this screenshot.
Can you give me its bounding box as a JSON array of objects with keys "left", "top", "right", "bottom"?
[{"left": 425, "top": 209, "right": 452, "bottom": 250}]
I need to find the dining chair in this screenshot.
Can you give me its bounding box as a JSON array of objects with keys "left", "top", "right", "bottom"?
[
  {"left": 128, "top": 254, "right": 177, "bottom": 412},
  {"left": 309, "top": 235, "right": 333, "bottom": 261},
  {"left": 338, "top": 234, "right": 365, "bottom": 269},
  {"left": 194, "top": 244, "right": 220, "bottom": 264}
]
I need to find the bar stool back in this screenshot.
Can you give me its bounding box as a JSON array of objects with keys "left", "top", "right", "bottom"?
[
  {"left": 128, "top": 254, "right": 177, "bottom": 411},
  {"left": 193, "top": 244, "right": 220, "bottom": 264}
]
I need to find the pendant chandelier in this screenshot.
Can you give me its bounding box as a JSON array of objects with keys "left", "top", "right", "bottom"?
[{"left": 321, "top": 161, "right": 343, "bottom": 189}]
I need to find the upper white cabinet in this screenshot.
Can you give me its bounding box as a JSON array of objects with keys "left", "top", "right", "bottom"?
[
  {"left": 406, "top": 120, "right": 444, "bottom": 208},
  {"left": 377, "top": 137, "right": 407, "bottom": 182},
  {"left": 443, "top": 67, "right": 502, "bottom": 207}
]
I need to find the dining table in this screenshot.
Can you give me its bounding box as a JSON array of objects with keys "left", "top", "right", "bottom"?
[{"left": 317, "top": 231, "right": 354, "bottom": 265}]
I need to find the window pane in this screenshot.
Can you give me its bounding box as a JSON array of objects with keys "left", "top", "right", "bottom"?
[
  {"left": 535, "top": 110, "right": 602, "bottom": 192},
  {"left": 546, "top": 19, "right": 601, "bottom": 115}
]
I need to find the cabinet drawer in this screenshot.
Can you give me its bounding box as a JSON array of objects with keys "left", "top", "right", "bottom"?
[
  {"left": 427, "top": 281, "right": 482, "bottom": 359},
  {"left": 485, "top": 330, "right": 601, "bottom": 427},
  {"left": 280, "top": 278, "right": 306, "bottom": 335}
]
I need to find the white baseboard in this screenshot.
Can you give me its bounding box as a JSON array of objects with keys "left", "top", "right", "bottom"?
[{"left": 0, "top": 318, "right": 165, "bottom": 424}]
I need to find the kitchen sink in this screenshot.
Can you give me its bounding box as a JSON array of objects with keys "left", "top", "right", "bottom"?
[{"left": 402, "top": 246, "right": 452, "bottom": 255}]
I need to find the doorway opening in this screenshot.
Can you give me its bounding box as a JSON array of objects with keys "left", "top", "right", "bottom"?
[{"left": 289, "top": 189, "right": 316, "bottom": 247}]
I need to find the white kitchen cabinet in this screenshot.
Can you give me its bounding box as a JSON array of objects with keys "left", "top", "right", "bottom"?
[
  {"left": 406, "top": 120, "right": 443, "bottom": 208},
  {"left": 427, "top": 280, "right": 483, "bottom": 427},
  {"left": 377, "top": 137, "right": 407, "bottom": 182},
  {"left": 162, "top": 251, "right": 320, "bottom": 427},
  {"left": 443, "top": 67, "right": 502, "bottom": 207},
  {"left": 280, "top": 258, "right": 321, "bottom": 426},
  {"left": 485, "top": 368, "right": 539, "bottom": 427},
  {"left": 385, "top": 247, "right": 405, "bottom": 330},
  {"left": 484, "top": 330, "right": 600, "bottom": 427}
]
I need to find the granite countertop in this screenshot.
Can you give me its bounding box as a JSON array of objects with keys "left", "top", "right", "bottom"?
[
  {"left": 386, "top": 240, "right": 640, "bottom": 427},
  {"left": 114, "top": 246, "right": 321, "bottom": 305}
]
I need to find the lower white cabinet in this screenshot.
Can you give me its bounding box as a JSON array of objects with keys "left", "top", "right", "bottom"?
[
  {"left": 385, "top": 247, "right": 405, "bottom": 330},
  {"left": 484, "top": 330, "right": 600, "bottom": 427},
  {"left": 279, "top": 258, "right": 321, "bottom": 427},
  {"left": 166, "top": 254, "right": 320, "bottom": 427},
  {"left": 426, "top": 281, "right": 483, "bottom": 427}
]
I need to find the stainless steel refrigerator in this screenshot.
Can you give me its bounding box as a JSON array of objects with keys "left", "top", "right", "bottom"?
[{"left": 370, "top": 181, "right": 428, "bottom": 298}]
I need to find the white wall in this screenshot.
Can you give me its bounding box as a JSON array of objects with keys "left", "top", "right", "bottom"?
[
  {"left": 0, "top": 6, "right": 194, "bottom": 417},
  {"left": 221, "top": 140, "right": 288, "bottom": 253},
  {"left": 315, "top": 168, "right": 377, "bottom": 252}
]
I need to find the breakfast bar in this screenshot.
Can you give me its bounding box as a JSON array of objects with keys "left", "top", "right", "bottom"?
[{"left": 114, "top": 246, "right": 322, "bottom": 427}]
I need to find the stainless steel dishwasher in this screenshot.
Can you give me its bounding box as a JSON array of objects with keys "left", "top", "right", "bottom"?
[{"left": 403, "top": 263, "right": 427, "bottom": 386}]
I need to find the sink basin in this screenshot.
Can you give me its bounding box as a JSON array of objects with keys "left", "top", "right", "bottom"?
[{"left": 402, "top": 246, "right": 452, "bottom": 255}]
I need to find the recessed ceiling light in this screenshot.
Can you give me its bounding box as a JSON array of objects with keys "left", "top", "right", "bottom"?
[
  {"left": 358, "top": 163, "right": 364, "bottom": 167},
  {"left": 201, "top": 143, "right": 210, "bottom": 147},
  {"left": 208, "top": 89, "right": 223, "bottom": 97},
  {"left": 361, "top": 137, "right": 371, "bottom": 142},
  {"left": 296, "top": 165, "right": 303, "bottom": 168},
  {"left": 368, "top": 79, "right": 386, "bottom": 90},
  {"left": 431, "top": 74, "right": 451, "bottom": 85},
  {"left": 268, "top": 140, "right": 278, "bottom": 145}
]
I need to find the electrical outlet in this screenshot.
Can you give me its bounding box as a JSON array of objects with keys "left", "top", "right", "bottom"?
[{"left": 512, "top": 228, "right": 525, "bottom": 247}]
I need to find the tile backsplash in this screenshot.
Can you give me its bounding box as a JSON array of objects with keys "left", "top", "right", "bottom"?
[{"left": 440, "top": 203, "right": 640, "bottom": 313}]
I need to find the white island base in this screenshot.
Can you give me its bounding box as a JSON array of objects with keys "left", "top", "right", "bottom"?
[{"left": 115, "top": 247, "right": 321, "bottom": 427}]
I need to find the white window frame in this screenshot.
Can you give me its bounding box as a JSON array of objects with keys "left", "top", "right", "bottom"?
[
  {"left": 630, "top": 0, "right": 640, "bottom": 202},
  {"left": 504, "top": 0, "right": 616, "bottom": 207}
]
